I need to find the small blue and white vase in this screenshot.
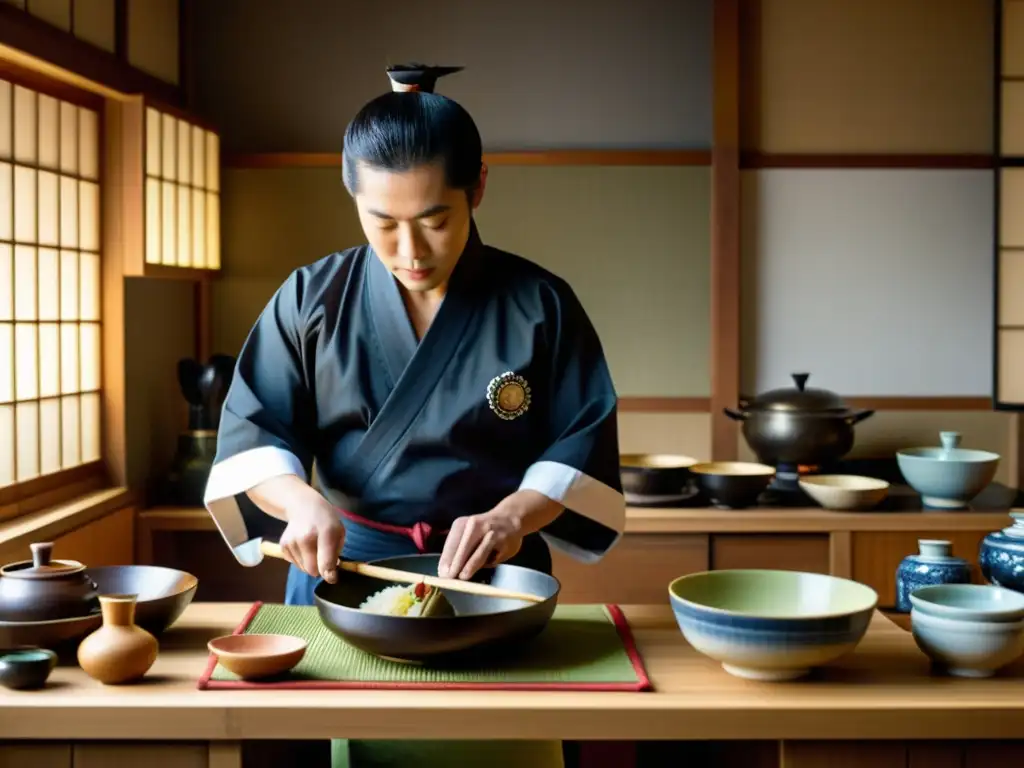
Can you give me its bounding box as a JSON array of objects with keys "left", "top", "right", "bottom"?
[
  {"left": 979, "top": 512, "right": 1024, "bottom": 594},
  {"left": 895, "top": 539, "right": 971, "bottom": 613}
]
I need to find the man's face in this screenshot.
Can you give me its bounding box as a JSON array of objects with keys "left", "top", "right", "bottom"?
[{"left": 354, "top": 160, "right": 485, "bottom": 294}]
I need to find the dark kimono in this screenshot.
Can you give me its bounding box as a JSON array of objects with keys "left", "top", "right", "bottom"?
[{"left": 203, "top": 225, "right": 625, "bottom": 604}]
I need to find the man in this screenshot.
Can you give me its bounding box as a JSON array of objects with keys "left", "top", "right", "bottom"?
[{"left": 204, "top": 63, "right": 625, "bottom": 768}]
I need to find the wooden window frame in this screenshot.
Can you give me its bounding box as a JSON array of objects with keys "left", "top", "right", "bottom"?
[{"left": 0, "top": 57, "right": 111, "bottom": 520}]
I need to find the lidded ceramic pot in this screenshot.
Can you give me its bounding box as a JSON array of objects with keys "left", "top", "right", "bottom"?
[
  {"left": 78, "top": 594, "right": 159, "bottom": 685},
  {"left": 979, "top": 512, "right": 1024, "bottom": 593},
  {"left": 895, "top": 539, "right": 971, "bottom": 613},
  {"left": 0, "top": 542, "right": 100, "bottom": 622}
]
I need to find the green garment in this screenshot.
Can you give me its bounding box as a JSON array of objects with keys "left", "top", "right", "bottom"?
[{"left": 332, "top": 739, "right": 565, "bottom": 768}]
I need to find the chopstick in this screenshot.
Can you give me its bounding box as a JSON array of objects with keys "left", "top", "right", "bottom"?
[{"left": 259, "top": 541, "right": 546, "bottom": 604}]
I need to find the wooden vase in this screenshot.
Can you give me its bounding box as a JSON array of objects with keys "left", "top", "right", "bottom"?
[{"left": 77, "top": 594, "right": 159, "bottom": 684}]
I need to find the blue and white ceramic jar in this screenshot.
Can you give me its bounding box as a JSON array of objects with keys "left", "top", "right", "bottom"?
[
  {"left": 894, "top": 539, "right": 971, "bottom": 613},
  {"left": 979, "top": 512, "right": 1024, "bottom": 594}
]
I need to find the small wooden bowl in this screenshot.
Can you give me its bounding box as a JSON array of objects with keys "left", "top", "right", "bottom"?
[{"left": 207, "top": 634, "right": 307, "bottom": 680}]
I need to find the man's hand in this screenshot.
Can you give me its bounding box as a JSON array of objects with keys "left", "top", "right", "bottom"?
[
  {"left": 437, "top": 490, "right": 563, "bottom": 580},
  {"left": 248, "top": 475, "right": 346, "bottom": 583}
]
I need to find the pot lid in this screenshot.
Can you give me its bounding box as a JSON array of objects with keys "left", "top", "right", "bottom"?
[
  {"left": 743, "top": 373, "right": 849, "bottom": 413},
  {"left": 0, "top": 542, "right": 86, "bottom": 580}
]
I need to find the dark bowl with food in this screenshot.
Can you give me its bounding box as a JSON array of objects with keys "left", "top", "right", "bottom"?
[
  {"left": 620, "top": 454, "right": 698, "bottom": 497},
  {"left": 690, "top": 462, "right": 776, "bottom": 509},
  {"left": 86, "top": 565, "right": 198, "bottom": 635}
]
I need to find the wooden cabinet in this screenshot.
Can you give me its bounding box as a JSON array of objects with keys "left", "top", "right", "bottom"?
[{"left": 710, "top": 534, "right": 830, "bottom": 573}]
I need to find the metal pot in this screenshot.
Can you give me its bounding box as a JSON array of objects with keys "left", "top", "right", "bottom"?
[
  {"left": 724, "top": 373, "right": 874, "bottom": 467},
  {"left": 0, "top": 542, "right": 100, "bottom": 622}
]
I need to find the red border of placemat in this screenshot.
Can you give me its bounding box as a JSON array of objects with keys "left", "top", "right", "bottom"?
[{"left": 197, "top": 602, "right": 652, "bottom": 692}]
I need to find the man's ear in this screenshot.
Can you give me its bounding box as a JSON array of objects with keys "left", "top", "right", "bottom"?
[{"left": 472, "top": 162, "right": 489, "bottom": 209}]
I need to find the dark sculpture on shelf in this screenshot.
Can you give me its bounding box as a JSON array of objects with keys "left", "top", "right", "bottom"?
[{"left": 157, "top": 354, "right": 236, "bottom": 507}]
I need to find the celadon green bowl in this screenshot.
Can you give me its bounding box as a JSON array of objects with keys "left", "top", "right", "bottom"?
[{"left": 668, "top": 569, "right": 878, "bottom": 681}]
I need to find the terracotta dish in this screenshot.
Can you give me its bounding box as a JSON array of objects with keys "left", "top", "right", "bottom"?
[{"left": 207, "top": 633, "right": 307, "bottom": 680}]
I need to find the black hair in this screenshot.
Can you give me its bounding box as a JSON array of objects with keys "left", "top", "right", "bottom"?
[{"left": 342, "top": 65, "right": 482, "bottom": 197}]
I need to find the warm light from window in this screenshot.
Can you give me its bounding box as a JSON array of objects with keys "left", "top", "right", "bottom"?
[
  {"left": 144, "top": 107, "right": 220, "bottom": 269},
  {"left": 0, "top": 79, "right": 102, "bottom": 487}
]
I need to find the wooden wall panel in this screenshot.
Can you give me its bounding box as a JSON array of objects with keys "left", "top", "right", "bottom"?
[
  {"left": 72, "top": 0, "right": 115, "bottom": 53},
  {"left": 710, "top": 534, "right": 830, "bottom": 573},
  {"left": 51, "top": 505, "right": 134, "bottom": 566},
  {"left": 744, "top": 0, "right": 994, "bottom": 153},
  {"left": 741, "top": 170, "right": 993, "bottom": 397},
  {"left": 0, "top": 744, "right": 71, "bottom": 768},
  {"left": 126, "top": 0, "right": 179, "bottom": 85},
  {"left": 73, "top": 743, "right": 209, "bottom": 768},
  {"left": 551, "top": 534, "right": 708, "bottom": 605},
  {"left": 1005, "top": 0, "right": 1024, "bottom": 76},
  {"left": 26, "top": 0, "right": 70, "bottom": 30}
]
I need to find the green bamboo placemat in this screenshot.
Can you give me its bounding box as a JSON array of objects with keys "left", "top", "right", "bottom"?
[{"left": 198, "top": 602, "right": 651, "bottom": 691}]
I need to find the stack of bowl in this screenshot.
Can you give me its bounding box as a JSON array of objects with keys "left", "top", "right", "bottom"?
[
  {"left": 668, "top": 569, "right": 878, "bottom": 681},
  {"left": 910, "top": 584, "right": 1024, "bottom": 677}
]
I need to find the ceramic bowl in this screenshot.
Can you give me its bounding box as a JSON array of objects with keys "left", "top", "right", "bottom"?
[
  {"left": 689, "top": 462, "right": 776, "bottom": 509},
  {"left": 668, "top": 569, "right": 878, "bottom": 681},
  {"left": 0, "top": 611, "right": 102, "bottom": 651},
  {"left": 910, "top": 608, "right": 1024, "bottom": 677},
  {"left": 897, "top": 431, "right": 1000, "bottom": 510},
  {"left": 208, "top": 633, "right": 307, "bottom": 680},
  {"left": 87, "top": 565, "right": 199, "bottom": 635},
  {"left": 0, "top": 646, "right": 58, "bottom": 690},
  {"left": 909, "top": 583, "right": 1024, "bottom": 623},
  {"left": 798, "top": 474, "right": 890, "bottom": 511},
  {"left": 619, "top": 454, "right": 698, "bottom": 497}
]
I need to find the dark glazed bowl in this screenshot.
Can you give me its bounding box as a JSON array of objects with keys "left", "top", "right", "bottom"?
[
  {"left": 620, "top": 454, "right": 698, "bottom": 497},
  {"left": 86, "top": 565, "right": 199, "bottom": 634},
  {"left": 0, "top": 646, "right": 58, "bottom": 689},
  {"left": 690, "top": 462, "right": 776, "bottom": 509}
]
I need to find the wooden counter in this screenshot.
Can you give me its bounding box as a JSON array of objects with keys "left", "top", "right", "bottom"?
[{"left": 2, "top": 602, "right": 1024, "bottom": 767}]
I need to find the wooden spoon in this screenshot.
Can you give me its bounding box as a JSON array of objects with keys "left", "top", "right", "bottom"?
[{"left": 258, "top": 541, "right": 545, "bottom": 604}]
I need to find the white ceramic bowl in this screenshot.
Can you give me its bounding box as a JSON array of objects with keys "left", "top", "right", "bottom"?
[
  {"left": 798, "top": 475, "right": 890, "bottom": 511},
  {"left": 909, "top": 583, "right": 1024, "bottom": 623},
  {"left": 910, "top": 608, "right": 1024, "bottom": 677}
]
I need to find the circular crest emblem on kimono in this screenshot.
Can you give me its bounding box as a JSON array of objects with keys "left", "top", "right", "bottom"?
[{"left": 487, "top": 371, "right": 531, "bottom": 421}]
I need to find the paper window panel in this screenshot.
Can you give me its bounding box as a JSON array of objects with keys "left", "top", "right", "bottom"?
[
  {"left": 81, "top": 391, "right": 100, "bottom": 462},
  {"left": 78, "top": 109, "right": 99, "bottom": 180},
  {"left": 14, "top": 166, "right": 36, "bottom": 243},
  {"left": 79, "top": 253, "right": 99, "bottom": 320},
  {"left": 60, "top": 323, "right": 78, "bottom": 394},
  {"left": 0, "top": 244, "right": 11, "bottom": 321},
  {"left": 191, "top": 124, "right": 204, "bottom": 188},
  {"left": 14, "top": 323, "right": 37, "bottom": 400},
  {"left": 59, "top": 101, "right": 77, "bottom": 175},
  {"left": 1004, "top": 82, "right": 1024, "bottom": 157},
  {"left": 13, "top": 246, "right": 35, "bottom": 321},
  {"left": 191, "top": 188, "right": 205, "bottom": 268},
  {"left": 999, "top": 329, "right": 1024, "bottom": 403},
  {"left": 177, "top": 185, "right": 191, "bottom": 266},
  {"left": 37, "top": 248, "right": 58, "bottom": 321},
  {"left": 60, "top": 250, "right": 77, "bottom": 320},
  {"left": 37, "top": 95, "right": 59, "bottom": 170},
  {"left": 16, "top": 401, "right": 38, "bottom": 481},
  {"left": 79, "top": 181, "right": 99, "bottom": 252},
  {"left": 0, "top": 405, "right": 12, "bottom": 485},
  {"left": 206, "top": 193, "right": 220, "bottom": 268},
  {"left": 205, "top": 131, "right": 219, "bottom": 192},
  {"left": 1002, "top": 170, "right": 1024, "bottom": 247},
  {"left": 39, "top": 397, "right": 60, "bottom": 475},
  {"left": 161, "top": 113, "right": 176, "bottom": 182},
  {"left": 145, "top": 107, "right": 161, "bottom": 178},
  {"left": 177, "top": 120, "right": 191, "bottom": 184},
  {"left": 80, "top": 322, "right": 99, "bottom": 391},
  {"left": 60, "top": 394, "right": 79, "bottom": 468},
  {"left": 0, "top": 323, "right": 11, "bottom": 403},
  {"left": 145, "top": 177, "right": 161, "bottom": 264},
  {"left": 59, "top": 176, "right": 78, "bottom": 248},
  {"left": 36, "top": 171, "right": 58, "bottom": 246},
  {"left": 0, "top": 162, "right": 10, "bottom": 242},
  {"left": 38, "top": 323, "right": 58, "bottom": 398},
  {"left": 161, "top": 180, "right": 176, "bottom": 265},
  {"left": 13, "top": 86, "right": 36, "bottom": 164},
  {"left": 0, "top": 80, "right": 10, "bottom": 160}
]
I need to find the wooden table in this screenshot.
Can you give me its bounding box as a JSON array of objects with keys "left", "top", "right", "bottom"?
[{"left": 2, "top": 603, "right": 1024, "bottom": 767}]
